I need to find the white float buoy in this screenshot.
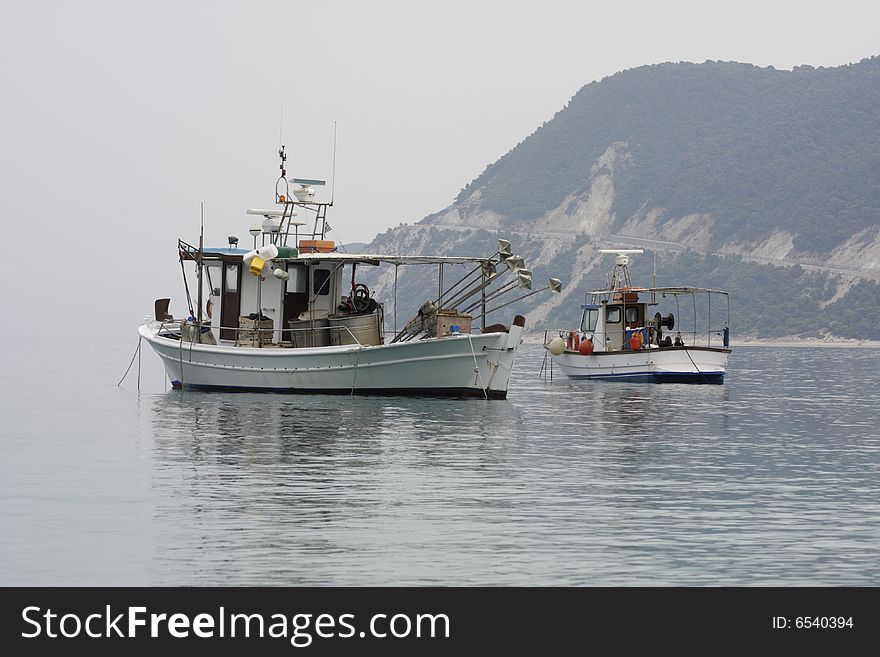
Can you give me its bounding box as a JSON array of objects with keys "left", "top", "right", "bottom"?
[{"left": 547, "top": 337, "right": 565, "bottom": 356}]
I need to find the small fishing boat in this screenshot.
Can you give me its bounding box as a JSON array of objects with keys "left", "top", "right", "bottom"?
[
  {"left": 139, "top": 147, "right": 561, "bottom": 398},
  {"left": 544, "top": 249, "right": 730, "bottom": 383}
]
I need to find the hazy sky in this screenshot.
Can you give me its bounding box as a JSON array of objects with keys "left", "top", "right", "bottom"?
[{"left": 1, "top": 0, "right": 878, "bottom": 335}]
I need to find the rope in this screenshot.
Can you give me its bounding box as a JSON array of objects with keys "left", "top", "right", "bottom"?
[
  {"left": 467, "top": 334, "right": 489, "bottom": 399},
  {"left": 178, "top": 330, "right": 185, "bottom": 389},
  {"left": 681, "top": 344, "right": 714, "bottom": 384},
  {"left": 116, "top": 337, "right": 142, "bottom": 387},
  {"left": 350, "top": 347, "right": 361, "bottom": 396}
]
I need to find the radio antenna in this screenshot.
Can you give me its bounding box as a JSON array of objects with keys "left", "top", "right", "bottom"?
[{"left": 279, "top": 105, "right": 284, "bottom": 148}]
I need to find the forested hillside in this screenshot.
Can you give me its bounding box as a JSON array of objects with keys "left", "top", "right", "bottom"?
[{"left": 454, "top": 58, "right": 880, "bottom": 253}]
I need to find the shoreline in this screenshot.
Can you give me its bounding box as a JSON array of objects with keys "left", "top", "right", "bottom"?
[
  {"left": 731, "top": 338, "right": 880, "bottom": 348},
  {"left": 523, "top": 333, "right": 880, "bottom": 349}
]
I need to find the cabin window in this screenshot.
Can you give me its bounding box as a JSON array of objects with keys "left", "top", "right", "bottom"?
[
  {"left": 206, "top": 265, "right": 221, "bottom": 296},
  {"left": 286, "top": 264, "right": 307, "bottom": 294},
  {"left": 582, "top": 308, "right": 598, "bottom": 332},
  {"left": 224, "top": 264, "right": 238, "bottom": 293},
  {"left": 606, "top": 307, "right": 621, "bottom": 323},
  {"left": 313, "top": 269, "right": 332, "bottom": 296},
  {"left": 625, "top": 306, "right": 639, "bottom": 325}
]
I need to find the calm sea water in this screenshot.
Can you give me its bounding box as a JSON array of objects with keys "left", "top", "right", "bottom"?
[{"left": 1, "top": 337, "right": 878, "bottom": 585}]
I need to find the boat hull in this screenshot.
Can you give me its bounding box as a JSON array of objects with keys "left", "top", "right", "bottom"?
[
  {"left": 553, "top": 346, "right": 730, "bottom": 384},
  {"left": 139, "top": 322, "right": 521, "bottom": 398}
]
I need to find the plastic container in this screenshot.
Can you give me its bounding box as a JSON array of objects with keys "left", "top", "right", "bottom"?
[
  {"left": 257, "top": 243, "right": 279, "bottom": 260},
  {"left": 276, "top": 246, "right": 298, "bottom": 259},
  {"left": 249, "top": 255, "right": 266, "bottom": 275},
  {"left": 299, "top": 239, "right": 335, "bottom": 253}
]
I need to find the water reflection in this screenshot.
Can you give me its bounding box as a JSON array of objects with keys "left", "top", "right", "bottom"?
[{"left": 139, "top": 344, "right": 880, "bottom": 585}]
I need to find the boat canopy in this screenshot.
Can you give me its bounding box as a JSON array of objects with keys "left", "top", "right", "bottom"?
[
  {"left": 590, "top": 286, "right": 729, "bottom": 296},
  {"left": 286, "top": 252, "right": 493, "bottom": 266},
  {"left": 182, "top": 248, "right": 490, "bottom": 266},
  {"left": 202, "top": 247, "right": 250, "bottom": 255}
]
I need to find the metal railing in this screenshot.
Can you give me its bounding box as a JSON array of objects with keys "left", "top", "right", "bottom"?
[
  {"left": 542, "top": 326, "right": 730, "bottom": 351},
  {"left": 153, "top": 319, "right": 366, "bottom": 347}
]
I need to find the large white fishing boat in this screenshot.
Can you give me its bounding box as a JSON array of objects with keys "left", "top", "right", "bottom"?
[
  {"left": 544, "top": 249, "right": 730, "bottom": 383},
  {"left": 139, "top": 147, "right": 560, "bottom": 398}
]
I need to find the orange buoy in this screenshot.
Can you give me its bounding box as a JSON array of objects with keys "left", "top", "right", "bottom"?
[{"left": 579, "top": 338, "right": 593, "bottom": 355}]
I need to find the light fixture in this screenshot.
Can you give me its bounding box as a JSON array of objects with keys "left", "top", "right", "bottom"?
[{"left": 505, "top": 255, "right": 525, "bottom": 272}]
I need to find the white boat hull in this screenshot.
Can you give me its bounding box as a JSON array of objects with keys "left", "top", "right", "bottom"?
[
  {"left": 553, "top": 346, "right": 730, "bottom": 384},
  {"left": 139, "top": 321, "right": 523, "bottom": 398}
]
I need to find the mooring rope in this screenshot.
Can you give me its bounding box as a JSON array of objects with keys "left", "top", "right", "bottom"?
[
  {"left": 467, "top": 334, "right": 489, "bottom": 399},
  {"left": 117, "top": 337, "right": 142, "bottom": 388},
  {"left": 682, "top": 344, "right": 714, "bottom": 384},
  {"left": 350, "top": 346, "right": 361, "bottom": 396}
]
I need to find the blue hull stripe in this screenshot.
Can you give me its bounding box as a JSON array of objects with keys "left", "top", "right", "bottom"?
[
  {"left": 567, "top": 371, "right": 724, "bottom": 384},
  {"left": 169, "top": 381, "right": 507, "bottom": 399}
]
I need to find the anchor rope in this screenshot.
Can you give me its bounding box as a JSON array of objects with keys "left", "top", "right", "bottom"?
[
  {"left": 116, "top": 337, "right": 142, "bottom": 387},
  {"left": 467, "top": 334, "right": 489, "bottom": 399}
]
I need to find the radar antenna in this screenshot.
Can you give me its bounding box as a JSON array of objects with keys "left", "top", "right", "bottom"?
[{"left": 598, "top": 248, "right": 643, "bottom": 289}]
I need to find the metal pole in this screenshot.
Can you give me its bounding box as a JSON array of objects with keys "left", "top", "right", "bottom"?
[
  {"left": 433, "top": 264, "right": 483, "bottom": 307},
  {"left": 257, "top": 273, "right": 262, "bottom": 348},
  {"left": 197, "top": 203, "right": 204, "bottom": 329},
  {"left": 438, "top": 263, "right": 444, "bottom": 308},
  {"left": 393, "top": 264, "right": 399, "bottom": 334},
  {"left": 708, "top": 293, "right": 711, "bottom": 346},
  {"left": 481, "top": 267, "right": 486, "bottom": 331},
  {"left": 652, "top": 250, "right": 656, "bottom": 305}
]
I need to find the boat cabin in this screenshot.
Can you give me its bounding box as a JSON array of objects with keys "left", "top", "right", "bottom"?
[{"left": 579, "top": 288, "right": 651, "bottom": 352}]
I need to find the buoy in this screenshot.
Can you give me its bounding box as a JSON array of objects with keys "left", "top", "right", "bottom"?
[
  {"left": 578, "top": 339, "right": 593, "bottom": 355},
  {"left": 547, "top": 337, "right": 565, "bottom": 356}
]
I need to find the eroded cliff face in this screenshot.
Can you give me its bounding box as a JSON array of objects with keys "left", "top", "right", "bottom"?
[{"left": 420, "top": 138, "right": 880, "bottom": 279}]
